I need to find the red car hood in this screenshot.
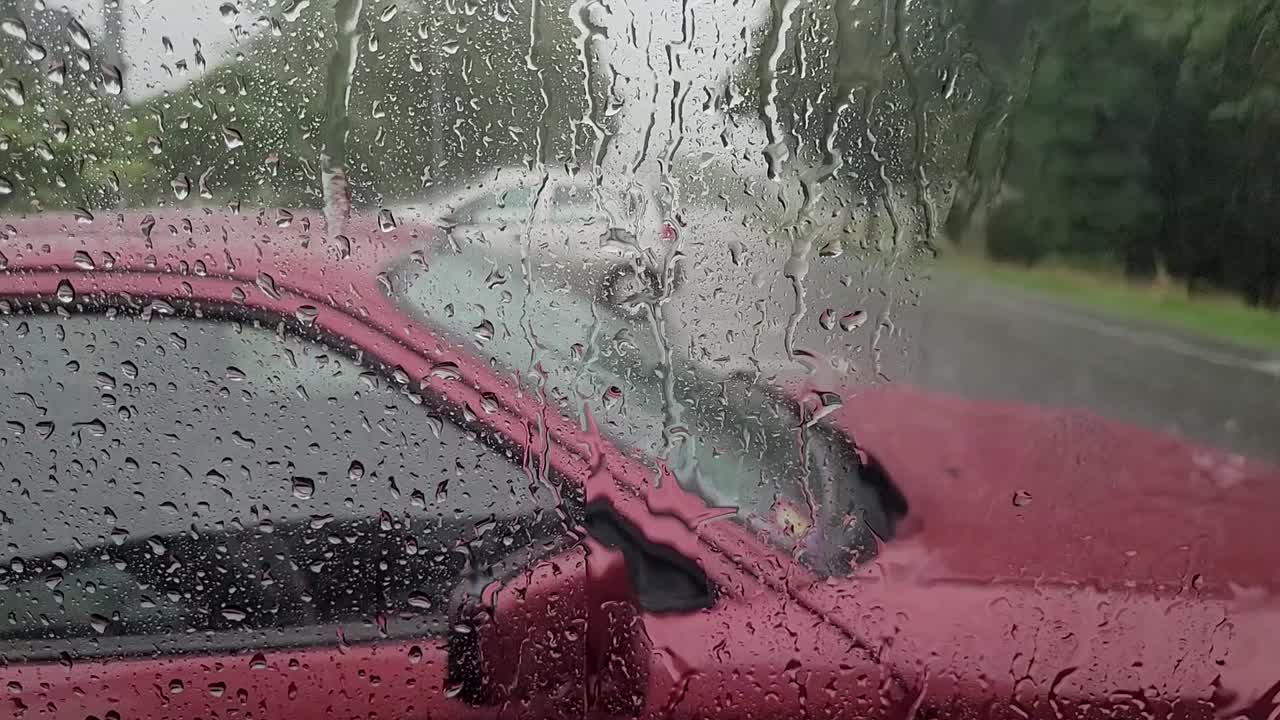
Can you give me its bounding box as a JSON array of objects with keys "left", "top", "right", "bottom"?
[
  {"left": 790, "top": 383, "right": 1280, "bottom": 713},
  {"left": 820, "top": 384, "right": 1280, "bottom": 594}
]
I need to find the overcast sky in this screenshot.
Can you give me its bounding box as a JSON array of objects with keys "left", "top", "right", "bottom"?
[{"left": 60, "top": 0, "right": 267, "bottom": 99}]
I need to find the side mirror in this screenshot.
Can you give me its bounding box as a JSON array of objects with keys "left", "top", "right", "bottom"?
[{"left": 447, "top": 536, "right": 651, "bottom": 718}]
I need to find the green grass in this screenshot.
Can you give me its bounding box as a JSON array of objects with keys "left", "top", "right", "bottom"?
[{"left": 940, "top": 255, "right": 1280, "bottom": 353}]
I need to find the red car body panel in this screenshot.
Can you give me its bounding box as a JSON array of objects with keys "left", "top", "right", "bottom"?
[{"left": 2, "top": 211, "right": 1279, "bottom": 718}]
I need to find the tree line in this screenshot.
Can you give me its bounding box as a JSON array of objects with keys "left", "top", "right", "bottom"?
[{"left": 945, "top": 0, "right": 1280, "bottom": 308}]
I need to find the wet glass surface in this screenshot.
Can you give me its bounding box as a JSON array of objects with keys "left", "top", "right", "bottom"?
[{"left": 1, "top": 0, "right": 1278, "bottom": 718}]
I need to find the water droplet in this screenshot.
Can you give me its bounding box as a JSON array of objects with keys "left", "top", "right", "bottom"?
[
  {"left": 72, "top": 250, "right": 95, "bottom": 270},
  {"left": 378, "top": 209, "right": 397, "bottom": 232},
  {"left": 347, "top": 460, "right": 365, "bottom": 481},
  {"left": 102, "top": 65, "right": 123, "bottom": 96},
  {"left": 839, "top": 311, "right": 867, "bottom": 332},
  {"left": 256, "top": 272, "right": 281, "bottom": 299},
  {"left": 818, "top": 239, "right": 843, "bottom": 258},
  {"left": 249, "top": 652, "right": 268, "bottom": 669},
  {"left": 291, "top": 476, "right": 315, "bottom": 500},
  {"left": 2, "top": 78, "right": 26, "bottom": 107},
  {"left": 819, "top": 308, "right": 836, "bottom": 331},
  {"left": 46, "top": 61, "right": 65, "bottom": 85},
  {"left": 472, "top": 319, "right": 494, "bottom": 346},
  {"left": 294, "top": 305, "right": 319, "bottom": 326},
  {"left": 207, "top": 682, "right": 226, "bottom": 697},
  {"left": 218, "top": 2, "right": 238, "bottom": 22},
  {"left": 1012, "top": 490, "right": 1033, "bottom": 508},
  {"left": 1, "top": 18, "right": 28, "bottom": 40},
  {"left": 224, "top": 365, "right": 247, "bottom": 382},
  {"left": 602, "top": 385, "right": 623, "bottom": 410},
  {"left": 281, "top": 0, "right": 310, "bottom": 22},
  {"left": 55, "top": 279, "right": 76, "bottom": 304},
  {"left": 168, "top": 679, "right": 185, "bottom": 694},
  {"left": 222, "top": 126, "right": 244, "bottom": 149},
  {"left": 221, "top": 606, "right": 248, "bottom": 622},
  {"left": 429, "top": 361, "right": 461, "bottom": 381},
  {"left": 171, "top": 175, "right": 191, "bottom": 200},
  {"left": 24, "top": 41, "right": 45, "bottom": 61},
  {"left": 146, "top": 299, "right": 176, "bottom": 317},
  {"left": 0, "top": 177, "right": 12, "bottom": 196},
  {"left": 6, "top": 680, "right": 22, "bottom": 694},
  {"left": 408, "top": 645, "right": 423, "bottom": 663},
  {"left": 67, "top": 19, "right": 91, "bottom": 50},
  {"left": 89, "top": 614, "right": 110, "bottom": 634},
  {"left": 74, "top": 207, "right": 95, "bottom": 223},
  {"left": 407, "top": 592, "right": 432, "bottom": 610},
  {"left": 379, "top": 4, "right": 398, "bottom": 21}
]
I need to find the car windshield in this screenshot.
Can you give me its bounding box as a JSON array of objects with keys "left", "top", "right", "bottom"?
[{"left": 389, "top": 245, "right": 890, "bottom": 572}]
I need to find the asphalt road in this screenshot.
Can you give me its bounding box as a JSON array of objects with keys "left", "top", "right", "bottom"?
[
  {"left": 906, "top": 270, "right": 1280, "bottom": 463},
  {"left": 663, "top": 250, "right": 1280, "bottom": 463}
]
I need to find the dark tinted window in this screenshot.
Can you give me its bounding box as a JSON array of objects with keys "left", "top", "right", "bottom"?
[{"left": 0, "top": 309, "right": 568, "bottom": 659}]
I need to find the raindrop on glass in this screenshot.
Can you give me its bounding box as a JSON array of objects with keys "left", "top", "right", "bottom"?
[
  {"left": 67, "top": 19, "right": 91, "bottom": 50},
  {"left": 171, "top": 175, "right": 191, "bottom": 200},
  {"left": 0, "top": 18, "right": 28, "bottom": 40},
  {"left": 291, "top": 476, "right": 316, "bottom": 500},
  {"left": 221, "top": 606, "right": 248, "bottom": 622},
  {"left": 837, "top": 311, "right": 866, "bottom": 332},
  {"left": 101, "top": 65, "right": 123, "bottom": 96},
  {"left": 1, "top": 79, "right": 25, "bottom": 107},
  {"left": 602, "top": 385, "right": 623, "bottom": 410},
  {"left": 294, "top": 305, "right": 319, "bottom": 326},
  {"left": 222, "top": 126, "right": 244, "bottom": 149},
  {"left": 55, "top": 279, "right": 76, "bottom": 304}
]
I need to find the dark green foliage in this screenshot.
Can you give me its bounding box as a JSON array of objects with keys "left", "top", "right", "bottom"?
[{"left": 951, "top": 0, "right": 1280, "bottom": 307}]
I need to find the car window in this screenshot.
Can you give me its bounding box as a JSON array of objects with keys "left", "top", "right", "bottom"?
[
  {"left": 548, "top": 185, "right": 608, "bottom": 225},
  {"left": 0, "top": 309, "right": 570, "bottom": 659},
  {"left": 454, "top": 185, "right": 540, "bottom": 226},
  {"left": 0, "top": 561, "right": 183, "bottom": 642},
  {"left": 391, "top": 247, "right": 889, "bottom": 570}
]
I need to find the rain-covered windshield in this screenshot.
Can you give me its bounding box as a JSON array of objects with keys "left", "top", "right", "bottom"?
[
  {"left": 3, "top": 0, "right": 1280, "bottom": 714},
  {"left": 390, "top": 242, "right": 889, "bottom": 572}
]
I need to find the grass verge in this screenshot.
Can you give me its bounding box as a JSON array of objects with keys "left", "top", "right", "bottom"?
[{"left": 939, "top": 255, "right": 1280, "bottom": 353}]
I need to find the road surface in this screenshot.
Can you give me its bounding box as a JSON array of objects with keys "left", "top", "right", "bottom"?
[
  {"left": 661, "top": 249, "right": 1280, "bottom": 463},
  {"left": 906, "top": 270, "right": 1280, "bottom": 462}
]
